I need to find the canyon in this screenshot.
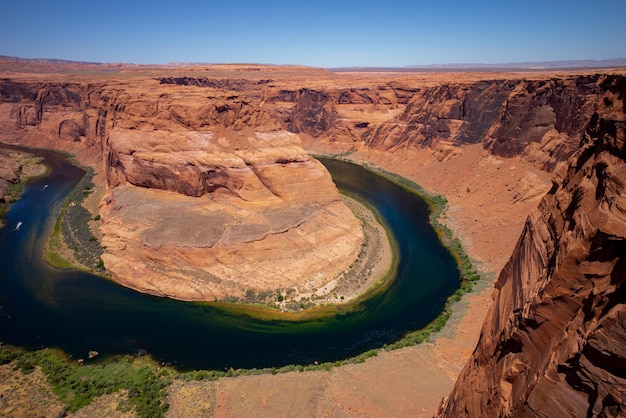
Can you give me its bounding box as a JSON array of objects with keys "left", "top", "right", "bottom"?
[{"left": 0, "top": 59, "right": 625, "bottom": 416}]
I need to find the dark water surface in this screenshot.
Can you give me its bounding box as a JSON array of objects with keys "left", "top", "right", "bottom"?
[{"left": 0, "top": 147, "right": 460, "bottom": 370}]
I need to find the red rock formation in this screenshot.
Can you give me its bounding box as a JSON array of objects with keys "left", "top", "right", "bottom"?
[
  {"left": 0, "top": 76, "right": 366, "bottom": 303},
  {"left": 363, "top": 76, "right": 603, "bottom": 169},
  {"left": 4, "top": 65, "right": 626, "bottom": 414},
  {"left": 0, "top": 80, "right": 105, "bottom": 163},
  {"left": 437, "top": 75, "right": 626, "bottom": 417},
  {"left": 264, "top": 75, "right": 605, "bottom": 170}
]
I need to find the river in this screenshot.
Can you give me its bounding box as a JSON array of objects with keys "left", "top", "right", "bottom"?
[{"left": 0, "top": 147, "right": 460, "bottom": 370}]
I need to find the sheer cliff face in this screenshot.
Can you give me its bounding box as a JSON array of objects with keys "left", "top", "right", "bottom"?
[
  {"left": 0, "top": 74, "right": 610, "bottom": 174},
  {"left": 268, "top": 75, "right": 604, "bottom": 170},
  {"left": 438, "top": 75, "right": 626, "bottom": 417},
  {"left": 0, "top": 80, "right": 106, "bottom": 162}
]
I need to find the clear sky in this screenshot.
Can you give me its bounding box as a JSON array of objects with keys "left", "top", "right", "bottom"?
[{"left": 1, "top": 0, "right": 625, "bottom": 68}]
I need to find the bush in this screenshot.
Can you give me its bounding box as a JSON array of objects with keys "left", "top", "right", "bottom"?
[
  {"left": 0, "top": 344, "right": 173, "bottom": 417},
  {"left": 55, "top": 168, "right": 105, "bottom": 272}
]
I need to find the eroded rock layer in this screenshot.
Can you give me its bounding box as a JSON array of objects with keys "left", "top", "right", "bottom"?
[
  {"left": 100, "top": 126, "right": 363, "bottom": 301},
  {"left": 266, "top": 75, "right": 605, "bottom": 171},
  {"left": 0, "top": 69, "right": 624, "bottom": 310},
  {"left": 0, "top": 75, "right": 364, "bottom": 302},
  {"left": 2, "top": 60, "right": 626, "bottom": 416},
  {"left": 437, "top": 75, "right": 626, "bottom": 417}
]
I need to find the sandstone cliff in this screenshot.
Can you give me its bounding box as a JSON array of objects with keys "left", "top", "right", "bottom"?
[
  {"left": 0, "top": 76, "right": 364, "bottom": 303},
  {"left": 437, "top": 75, "right": 626, "bottom": 416},
  {"left": 265, "top": 75, "right": 605, "bottom": 171},
  {"left": 0, "top": 79, "right": 105, "bottom": 164}
]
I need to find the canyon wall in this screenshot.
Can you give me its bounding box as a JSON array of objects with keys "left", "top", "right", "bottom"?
[
  {"left": 437, "top": 75, "right": 626, "bottom": 416},
  {"left": 1, "top": 73, "right": 611, "bottom": 174},
  {"left": 0, "top": 80, "right": 105, "bottom": 162},
  {"left": 265, "top": 75, "right": 604, "bottom": 171},
  {"left": 0, "top": 72, "right": 620, "bottom": 302}
]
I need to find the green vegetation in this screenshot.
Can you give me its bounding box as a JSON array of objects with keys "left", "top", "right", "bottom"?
[
  {"left": 0, "top": 344, "right": 172, "bottom": 417},
  {"left": 0, "top": 181, "right": 25, "bottom": 227},
  {"left": 314, "top": 154, "right": 483, "bottom": 348},
  {"left": 329, "top": 156, "right": 482, "bottom": 295},
  {"left": 45, "top": 167, "right": 106, "bottom": 274}
]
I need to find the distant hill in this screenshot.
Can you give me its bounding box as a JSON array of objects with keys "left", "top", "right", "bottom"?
[
  {"left": 2, "top": 55, "right": 625, "bottom": 74},
  {"left": 330, "top": 58, "right": 626, "bottom": 72},
  {"left": 0, "top": 55, "right": 204, "bottom": 73}
]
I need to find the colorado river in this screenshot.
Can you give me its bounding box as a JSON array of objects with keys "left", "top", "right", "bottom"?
[{"left": 0, "top": 146, "right": 460, "bottom": 370}]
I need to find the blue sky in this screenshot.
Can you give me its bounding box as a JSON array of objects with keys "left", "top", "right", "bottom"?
[{"left": 1, "top": 0, "right": 625, "bottom": 67}]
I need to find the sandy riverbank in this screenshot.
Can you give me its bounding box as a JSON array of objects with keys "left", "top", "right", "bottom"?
[{"left": 286, "top": 194, "right": 395, "bottom": 307}]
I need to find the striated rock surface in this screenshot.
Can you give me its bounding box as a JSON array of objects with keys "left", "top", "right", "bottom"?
[
  {"left": 0, "top": 75, "right": 364, "bottom": 303},
  {"left": 3, "top": 61, "right": 626, "bottom": 416},
  {"left": 97, "top": 85, "right": 365, "bottom": 302},
  {"left": 263, "top": 75, "right": 608, "bottom": 172},
  {"left": 0, "top": 79, "right": 106, "bottom": 164},
  {"left": 100, "top": 125, "right": 363, "bottom": 301},
  {"left": 437, "top": 75, "right": 626, "bottom": 417}
]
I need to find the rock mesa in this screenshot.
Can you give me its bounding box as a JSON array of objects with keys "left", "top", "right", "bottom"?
[{"left": 98, "top": 89, "right": 363, "bottom": 302}]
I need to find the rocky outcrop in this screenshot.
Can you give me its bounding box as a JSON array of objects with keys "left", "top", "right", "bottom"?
[
  {"left": 98, "top": 86, "right": 363, "bottom": 302},
  {"left": 99, "top": 122, "right": 364, "bottom": 302},
  {"left": 265, "top": 84, "right": 404, "bottom": 142},
  {"left": 437, "top": 75, "right": 626, "bottom": 417},
  {"left": 0, "top": 80, "right": 105, "bottom": 162},
  {"left": 364, "top": 76, "right": 606, "bottom": 170},
  {"left": 0, "top": 77, "right": 364, "bottom": 303},
  {"left": 266, "top": 75, "right": 607, "bottom": 171},
  {"left": 286, "top": 88, "right": 338, "bottom": 138}
]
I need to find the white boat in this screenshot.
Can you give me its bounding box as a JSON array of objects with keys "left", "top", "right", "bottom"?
[{"left": 14, "top": 221, "right": 22, "bottom": 231}]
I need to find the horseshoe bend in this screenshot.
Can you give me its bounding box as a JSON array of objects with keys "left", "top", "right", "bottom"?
[
  {"left": 1, "top": 58, "right": 626, "bottom": 416},
  {"left": 102, "top": 126, "right": 369, "bottom": 304},
  {"left": 1, "top": 69, "right": 383, "bottom": 305}
]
